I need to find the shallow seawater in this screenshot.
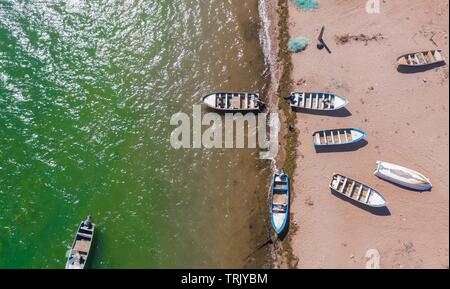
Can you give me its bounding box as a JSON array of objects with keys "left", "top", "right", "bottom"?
[{"left": 0, "top": 0, "right": 272, "bottom": 268}]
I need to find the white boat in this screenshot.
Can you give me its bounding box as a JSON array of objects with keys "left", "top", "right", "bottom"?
[
  {"left": 397, "top": 50, "right": 445, "bottom": 67},
  {"left": 201, "top": 92, "right": 265, "bottom": 112},
  {"left": 65, "top": 215, "right": 95, "bottom": 269},
  {"left": 289, "top": 92, "right": 348, "bottom": 111},
  {"left": 374, "top": 161, "right": 432, "bottom": 191},
  {"left": 330, "top": 174, "right": 387, "bottom": 208}
]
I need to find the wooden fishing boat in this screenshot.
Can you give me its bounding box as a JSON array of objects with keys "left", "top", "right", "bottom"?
[
  {"left": 289, "top": 92, "right": 348, "bottom": 111},
  {"left": 313, "top": 128, "right": 366, "bottom": 146},
  {"left": 201, "top": 92, "right": 265, "bottom": 112},
  {"left": 397, "top": 50, "right": 445, "bottom": 67},
  {"left": 374, "top": 161, "right": 432, "bottom": 191},
  {"left": 65, "top": 215, "right": 95, "bottom": 269},
  {"left": 271, "top": 171, "right": 289, "bottom": 235},
  {"left": 330, "top": 174, "right": 387, "bottom": 208}
]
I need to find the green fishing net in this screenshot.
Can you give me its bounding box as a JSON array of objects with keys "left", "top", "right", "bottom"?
[
  {"left": 292, "top": 0, "right": 319, "bottom": 10},
  {"left": 288, "top": 36, "right": 309, "bottom": 53}
]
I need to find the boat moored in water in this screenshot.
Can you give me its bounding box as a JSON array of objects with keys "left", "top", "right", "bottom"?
[
  {"left": 289, "top": 92, "right": 348, "bottom": 111},
  {"left": 65, "top": 215, "right": 95, "bottom": 269},
  {"left": 313, "top": 128, "right": 366, "bottom": 146},
  {"left": 374, "top": 161, "right": 432, "bottom": 191},
  {"left": 271, "top": 171, "right": 290, "bottom": 235},
  {"left": 201, "top": 92, "right": 265, "bottom": 112},
  {"left": 330, "top": 174, "right": 387, "bottom": 208}
]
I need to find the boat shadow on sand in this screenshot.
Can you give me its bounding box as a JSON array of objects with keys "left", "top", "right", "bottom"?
[
  {"left": 291, "top": 107, "right": 352, "bottom": 118},
  {"left": 330, "top": 189, "right": 391, "bottom": 216},
  {"left": 315, "top": 140, "right": 368, "bottom": 153},
  {"left": 397, "top": 62, "right": 446, "bottom": 74}
]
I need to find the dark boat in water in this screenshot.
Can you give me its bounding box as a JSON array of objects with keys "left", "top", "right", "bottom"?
[
  {"left": 201, "top": 92, "right": 265, "bottom": 112},
  {"left": 65, "top": 215, "right": 95, "bottom": 269}
]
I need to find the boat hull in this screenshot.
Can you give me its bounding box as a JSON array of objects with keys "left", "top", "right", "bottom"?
[
  {"left": 313, "top": 128, "right": 366, "bottom": 147},
  {"left": 201, "top": 92, "right": 263, "bottom": 112},
  {"left": 289, "top": 92, "right": 348, "bottom": 111},
  {"left": 65, "top": 219, "right": 95, "bottom": 269},
  {"left": 271, "top": 172, "right": 290, "bottom": 235},
  {"left": 330, "top": 174, "right": 387, "bottom": 208},
  {"left": 374, "top": 161, "right": 432, "bottom": 191},
  {"left": 397, "top": 50, "right": 445, "bottom": 67}
]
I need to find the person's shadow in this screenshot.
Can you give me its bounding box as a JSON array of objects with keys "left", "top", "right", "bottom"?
[{"left": 330, "top": 189, "right": 391, "bottom": 216}]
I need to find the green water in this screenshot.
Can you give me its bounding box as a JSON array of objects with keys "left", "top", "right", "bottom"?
[{"left": 0, "top": 0, "right": 272, "bottom": 268}]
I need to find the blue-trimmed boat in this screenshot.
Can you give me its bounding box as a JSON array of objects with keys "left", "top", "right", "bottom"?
[
  {"left": 313, "top": 128, "right": 366, "bottom": 147},
  {"left": 271, "top": 171, "right": 289, "bottom": 235}
]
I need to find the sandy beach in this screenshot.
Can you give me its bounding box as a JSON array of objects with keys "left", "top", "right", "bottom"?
[{"left": 286, "top": 0, "right": 449, "bottom": 268}]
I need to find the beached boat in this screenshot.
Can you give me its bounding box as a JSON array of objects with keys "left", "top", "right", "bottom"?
[
  {"left": 397, "top": 50, "right": 445, "bottom": 67},
  {"left": 65, "top": 215, "right": 95, "bottom": 269},
  {"left": 374, "top": 161, "right": 432, "bottom": 191},
  {"left": 271, "top": 171, "right": 289, "bottom": 235},
  {"left": 289, "top": 92, "right": 348, "bottom": 111},
  {"left": 201, "top": 92, "right": 265, "bottom": 112},
  {"left": 330, "top": 174, "right": 387, "bottom": 208},
  {"left": 313, "top": 128, "right": 366, "bottom": 146}
]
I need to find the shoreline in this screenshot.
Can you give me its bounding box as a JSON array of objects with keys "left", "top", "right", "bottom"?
[{"left": 259, "top": 0, "right": 299, "bottom": 268}]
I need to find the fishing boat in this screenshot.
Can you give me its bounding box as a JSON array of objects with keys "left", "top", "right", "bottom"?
[
  {"left": 330, "top": 174, "right": 387, "bottom": 208},
  {"left": 289, "top": 92, "right": 348, "bottom": 111},
  {"left": 65, "top": 215, "right": 95, "bottom": 269},
  {"left": 271, "top": 171, "right": 289, "bottom": 235},
  {"left": 313, "top": 128, "right": 366, "bottom": 146},
  {"left": 201, "top": 92, "right": 265, "bottom": 112},
  {"left": 374, "top": 161, "right": 432, "bottom": 191},
  {"left": 397, "top": 50, "right": 445, "bottom": 67}
]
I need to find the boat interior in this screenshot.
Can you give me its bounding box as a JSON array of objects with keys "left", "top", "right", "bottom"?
[
  {"left": 215, "top": 93, "right": 258, "bottom": 110},
  {"left": 331, "top": 175, "right": 372, "bottom": 204},
  {"left": 403, "top": 50, "right": 443, "bottom": 65},
  {"left": 273, "top": 178, "right": 288, "bottom": 213},
  {"left": 294, "top": 93, "right": 335, "bottom": 110},
  {"left": 315, "top": 129, "right": 358, "bottom": 145}
]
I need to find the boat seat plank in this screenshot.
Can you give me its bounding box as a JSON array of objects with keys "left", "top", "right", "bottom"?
[
  {"left": 315, "top": 134, "right": 321, "bottom": 145},
  {"left": 77, "top": 232, "right": 92, "bottom": 239},
  {"left": 334, "top": 175, "right": 341, "bottom": 190},
  {"left": 341, "top": 178, "right": 348, "bottom": 193},
  {"left": 364, "top": 189, "right": 372, "bottom": 204},
  {"left": 356, "top": 185, "right": 363, "bottom": 200},
  {"left": 349, "top": 181, "right": 356, "bottom": 197}
]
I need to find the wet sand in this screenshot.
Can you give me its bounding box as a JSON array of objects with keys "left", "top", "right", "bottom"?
[{"left": 288, "top": 0, "right": 449, "bottom": 268}]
